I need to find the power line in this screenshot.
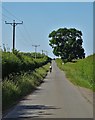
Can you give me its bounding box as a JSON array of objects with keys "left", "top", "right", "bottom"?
[
  {"left": 0, "top": 17, "right": 5, "bottom": 22},
  {"left": 0, "top": 11, "right": 12, "bottom": 21},
  {"left": 2, "top": 6, "right": 22, "bottom": 22},
  {"left": 21, "top": 25, "right": 33, "bottom": 44},
  {"left": 2, "top": 6, "right": 22, "bottom": 25},
  {"left": 17, "top": 27, "right": 32, "bottom": 47},
  {"left": 17, "top": 25, "right": 32, "bottom": 47},
  {"left": 2, "top": 7, "right": 38, "bottom": 54},
  {"left": 2, "top": 7, "right": 33, "bottom": 47},
  {"left": 5, "top": 20, "right": 23, "bottom": 53}
]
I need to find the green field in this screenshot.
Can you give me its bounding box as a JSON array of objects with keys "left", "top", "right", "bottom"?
[{"left": 56, "top": 54, "right": 95, "bottom": 91}]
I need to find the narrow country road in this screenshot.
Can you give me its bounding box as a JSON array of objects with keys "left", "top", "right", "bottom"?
[{"left": 3, "top": 61, "right": 93, "bottom": 119}]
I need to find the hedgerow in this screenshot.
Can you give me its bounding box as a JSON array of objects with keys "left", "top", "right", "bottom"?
[
  {"left": 2, "top": 51, "right": 50, "bottom": 79},
  {"left": 2, "top": 63, "right": 50, "bottom": 111},
  {"left": 2, "top": 50, "right": 51, "bottom": 111}
]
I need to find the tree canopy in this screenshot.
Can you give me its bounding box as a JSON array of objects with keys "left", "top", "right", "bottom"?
[{"left": 49, "top": 28, "right": 85, "bottom": 62}]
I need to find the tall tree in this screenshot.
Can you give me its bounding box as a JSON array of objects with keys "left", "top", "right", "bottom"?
[{"left": 49, "top": 28, "right": 85, "bottom": 62}]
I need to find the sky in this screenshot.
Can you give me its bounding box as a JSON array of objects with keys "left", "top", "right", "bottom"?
[{"left": 1, "top": 2, "right": 93, "bottom": 58}]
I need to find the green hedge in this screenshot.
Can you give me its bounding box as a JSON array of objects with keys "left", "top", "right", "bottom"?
[
  {"left": 2, "top": 52, "right": 50, "bottom": 78},
  {"left": 2, "top": 63, "right": 50, "bottom": 111}
]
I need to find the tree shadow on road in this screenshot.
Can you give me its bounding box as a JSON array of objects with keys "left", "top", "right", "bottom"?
[
  {"left": 11, "top": 104, "right": 61, "bottom": 119},
  {"left": 18, "top": 104, "right": 60, "bottom": 110},
  {"left": 3, "top": 105, "right": 61, "bottom": 119}
]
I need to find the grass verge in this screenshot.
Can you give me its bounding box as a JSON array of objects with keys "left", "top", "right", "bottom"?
[
  {"left": 56, "top": 55, "right": 95, "bottom": 91},
  {"left": 2, "top": 63, "right": 50, "bottom": 112}
]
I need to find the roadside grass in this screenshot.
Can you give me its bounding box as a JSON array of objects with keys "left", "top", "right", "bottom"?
[
  {"left": 56, "top": 54, "right": 95, "bottom": 91},
  {"left": 2, "top": 63, "right": 50, "bottom": 112}
]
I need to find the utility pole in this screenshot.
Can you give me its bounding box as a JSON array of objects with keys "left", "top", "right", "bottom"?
[
  {"left": 46, "top": 51, "right": 48, "bottom": 56},
  {"left": 42, "top": 50, "right": 43, "bottom": 54},
  {"left": 45, "top": 51, "right": 48, "bottom": 56},
  {"left": 43, "top": 50, "right": 48, "bottom": 56},
  {"left": 42, "top": 50, "right": 44, "bottom": 54},
  {"left": 32, "top": 45, "right": 40, "bottom": 59},
  {"left": 5, "top": 20, "right": 23, "bottom": 53}
]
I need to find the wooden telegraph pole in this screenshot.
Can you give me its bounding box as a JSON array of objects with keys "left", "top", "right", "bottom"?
[{"left": 5, "top": 20, "right": 23, "bottom": 53}]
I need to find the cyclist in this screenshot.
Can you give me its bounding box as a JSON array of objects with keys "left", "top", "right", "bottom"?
[{"left": 49, "top": 65, "right": 52, "bottom": 72}]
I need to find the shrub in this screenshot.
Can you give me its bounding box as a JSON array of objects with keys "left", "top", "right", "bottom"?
[
  {"left": 2, "top": 52, "right": 49, "bottom": 79},
  {"left": 2, "top": 63, "right": 50, "bottom": 111}
]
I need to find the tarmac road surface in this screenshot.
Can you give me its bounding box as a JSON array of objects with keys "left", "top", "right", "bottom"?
[{"left": 3, "top": 61, "right": 93, "bottom": 119}]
